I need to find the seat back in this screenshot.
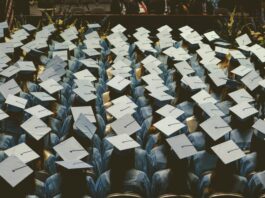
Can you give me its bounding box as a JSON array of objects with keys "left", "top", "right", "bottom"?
[
  {"left": 159, "top": 194, "right": 193, "bottom": 198},
  {"left": 107, "top": 193, "right": 142, "bottom": 198},
  {"left": 209, "top": 193, "right": 244, "bottom": 198}
]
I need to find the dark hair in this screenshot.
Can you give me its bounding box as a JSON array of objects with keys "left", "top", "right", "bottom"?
[
  {"left": 250, "top": 134, "right": 265, "bottom": 171},
  {"left": 109, "top": 148, "right": 135, "bottom": 193},
  {"left": 61, "top": 169, "right": 89, "bottom": 198},
  {"left": 209, "top": 160, "right": 236, "bottom": 194},
  {"left": 167, "top": 149, "right": 191, "bottom": 195}
]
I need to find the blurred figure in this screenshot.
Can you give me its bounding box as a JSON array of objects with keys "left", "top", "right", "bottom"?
[{"left": 111, "top": 0, "right": 139, "bottom": 14}]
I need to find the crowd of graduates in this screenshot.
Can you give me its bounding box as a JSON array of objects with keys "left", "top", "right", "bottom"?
[{"left": 0, "top": 14, "right": 265, "bottom": 198}]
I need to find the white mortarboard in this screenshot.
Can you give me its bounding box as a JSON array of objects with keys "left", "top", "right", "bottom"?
[
  {"left": 0, "top": 79, "right": 21, "bottom": 99},
  {"left": 166, "top": 134, "right": 197, "bottom": 159},
  {"left": 142, "top": 74, "right": 163, "bottom": 85},
  {"left": 4, "top": 143, "right": 39, "bottom": 164},
  {"left": 231, "top": 65, "right": 252, "bottom": 77},
  {"left": 21, "top": 116, "right": 51, "bottom": 141},
  {"left": 252, "top": 119, "right": 265, "bottom": 139},
  {"left": 149, "top": 91, "right": 174, "bottom": 102},
  {"left": 181, "top": 76, "right": 206, "bottom": 90},
  {"left": 53, "top": 137, "right": 88, "bottom": 161},
  {"left": 16, "top": 61, "right": 36, "bottom": 72},
  {"left": 74, "top": 69, "right": 97, "bottom": 82},
  {"left": 40, "top": 79, "right": 63, "bottom": 94},
  {"left": 174, "top": 61, "right": 195, "bottom": 76},
  {"left": 75, "top": 114, "right": 97, "bottom": 140},
  {"left": 204, "top": 31, "right": 220, "bottom": 41},
  {"left": 0, "top": 156, "right": 33, "bottom": 187},
  {"left": 38, "top": 68, "right": 61, "bottom": 82},
  {"left": 71, "top": 106, "right": 96, "bottom": 123},
  {"left": 110, "top": 114, "right": 140, "bottom": 136},
  {"left": 5, "top": 94, "right": 27, "bottom": 109},
  {"left": 215, "top": 46, "right": 229, "bottom": 55},
  {"left": 178, "top": 25, "right": 193, "bottom": 33},
  {"left": 228, "top": 88, "right": 254, "bottom": 104},
  {"left": 73, "top": 88, "right": 96, "bottom": 102},
  {"left": 141, "top": 55, "right": 161, "bottom": 67},
  {"left": 25, "top": 105, "right": 53, "bottom": 118},
  {"left": 0, "top": 109, "right": 9, "bottom": 121},
  {"left": 211, "top": 140, "right": 246, "bottom": 164},
  {"left": 107, "top": 103, "right": 136, "bottom": 119},
  {"left": 111, "top": 95, "right": 137, "bottom": 109},
  {"left": 22, "top": 24, "right": 36, "bottom": 32},
  {"left": 79, "top": 58, "right": 99, "bottom": 69},
  {"left": 0, "top": 65, "right": 20, "bottom": 78},
  {"left": 199, "top": 102, "right": 225, "bottom": 117},
  {"left": 111, "top": 24, "right": 126, "bottom": 33},
  {"left": 154, "top": 116, "right": 185, "bottom": 137},
  {"left": 229, "top": 102, "right": 258, "bottom": 120},
  {"left": 191, "top": 90, "right": 217, "bottom": 104},
  {"left": 241, "top": 70, "right": 262, "bottom": 91},
  {"left": 74, "top": 79, "right": 96, "bottom": 92},
  {"left": 229, "top": 50, "right": 246, "bottom": 60},
  {"left": 107, "top": 75, "right": 130, "bottom": 91},
  {"left": 236, "top": 34, "right": 251, "bottom": 46},
  {"left": 83, "top": 48, "right": 100, "bottom": 57},
  {"left": 259, "top": 79, "right": 265, "bottom": 88},
  {"left": 208, "top": 71, "right": 227, "bottom": 87},
  {"left": 106, "top": 134, "right": 140, "bottom": 151},
  {"left": 203, "top": 64, "right": 222, "bottom": 73},
  {"left": 200, "top": 116, "right": 232, "bottom": 140},
  {"left": 144, "top": 63, "right": 163, "bottom": 75},
  {"left": 52, "top": 51, "right": 68, "bottom": 61},
  {"left": 156, "top": 104, "right": 184, "bottom": 119},
  {"left": 56, "top": 160, "right": 92, "bottom": 170},
  {"left": 0, "top": 21, "right": 8, "bottom": 29},
  {"left": 88, "top": 23, "right": 101, "bottom": 29},
  {"left": 31, "top": 92, "right": 56, "bottom": 101},
  {"left": 0, "top": 53, "right": 11, "bottom": 65},
  {"left": 145, "top": 84, "right": 169, "bottom": 93}
]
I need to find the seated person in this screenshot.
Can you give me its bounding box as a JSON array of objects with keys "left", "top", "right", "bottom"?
[
  {"left": 199, "top": 158, "right": 248, "bottom": 197},
  {"left": 95, "top": 135, "right": 150, "bottom": 198},
  {"left": 151, "top": 138, "right": 199, "bottom": 198}
]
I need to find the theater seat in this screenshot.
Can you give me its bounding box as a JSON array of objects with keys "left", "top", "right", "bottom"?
[
  {"left": 209, "top": 193, "right": 244, "bottom": 198},
  {"left": 107, "top": 193, "right": 142, "bottom": 198},
  {"left": 158, "top": 194, "right": 193, "bottom": 198}
]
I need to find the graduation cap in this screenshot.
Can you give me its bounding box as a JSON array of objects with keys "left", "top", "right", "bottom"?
[
  {"left": 0, "top": 156, "right": 33, "bottom": 187},
  {"left": 111, "top": 95, "right": 137, "bottom": 109},
  {"left": 191, "top": 90, "right": 217, "bottom": 104},
  {"left": 71, "top": 106, "right": 96, "bottom": 123},
  {"left": 236, "top": 34, "right": 251, "bottom": 47},
  {"left": 107, "top": 103, "right": 136, "bottom": 119},
  {"left": 199, "top": 102, "right": 225, "bottom": 118},
  {"left": 16, "top": 61, "right": 36, "bottom": 72},
  {"left": 21, "top": 116, "right": 51, "bottom": 141},
  {"left": 5, "top": 94, "right": 27, "bottom": 109},
  {"left": 166, "top": 134, "right": 197, "bottom": 159},
  {"left": 53, "top": 137, "right": 89, "bottom": 161},
  {"left": 73, "top": 88, "right": 96, "bottom": 102},
  {"left": 56, "top": 160, "right": 93, "bottom": 170},
  {"left": 156, "top": 104, "right": 184, "bottom": 119},
  {"left": 154, "top": 116, "right": 185, "bottom": 137},
  {"left": 181, "top": 76, "right": 206, "bottom": 90},
  {"left": 110, "top": 114, "right": 140, "bottom": 136},
  {"left": 231, "top": 65, "right": 252, "bottom": 77},
  {"left": 149, "top": 91, "right": 174, "bottom": 102},
  {"left": 0, "top": 65, "right": 20, "bottom": 78},
  {"left": 25, "top": 105, "right": 53, "bottom": 119},
  {"left": 229, "top": 102, "right": 258, "bottom": 120},
  {"left": 0, "top": 109, "right": 9, "bottom": 121},
  {"left": 39, "top": 79, "right": 63, "bottom": 94},
  {"left": 75, "top": 114, "right": 97, "bottom": 140},
  {"left": 228, "top": 88, "right": 254, "bottom": 104},
  {"left": 4, "top": 143, "right": 39, "bottom": 164},
  {"left": 30, "top": 92, "right": 56, "bottom": 102},
  {"left": 241, "top": 70, "right": 262, "bottom": 91},
  {"left": 200, "top": 116, "right": 232, "bottom": 141},
  {"left": 74, "top": 69, "right": 97, "bottom": 82},
  {"left": 107, "top": 75, "right": 130, "bottom": 92},
  {"left": 106, "top": 134, "right": 140, "bottom": 151},
  {"left": 111, "top": 24, "right": 126, "bottom": 33},
  {"left": 211, "top": 140, "right": 246, "bottom": 164},
  {"left": 0, "top": 79, "right": 21, "bottom": 99},
  {"left": 174, "top": 61, "right": 195, "bottom": 76},
  {"left": 208, "top": 72, "right": 227, "bottom": 87},
  {"left": 252, "top": 119, "right": 265, "bottom": 140},
  {"left": 204, "top": 31, "right": 220, "bottom": 42}
]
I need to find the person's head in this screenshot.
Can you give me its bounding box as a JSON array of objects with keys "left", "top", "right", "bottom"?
[
  {"left": 250, "top": 133, "right": 265, "bottom": 171},
  {"left": 209, "top": 160, "right": 236, "bottom": 193},
  {"left": 109, "top": 148, "right": 135, "bottom": 193}
]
